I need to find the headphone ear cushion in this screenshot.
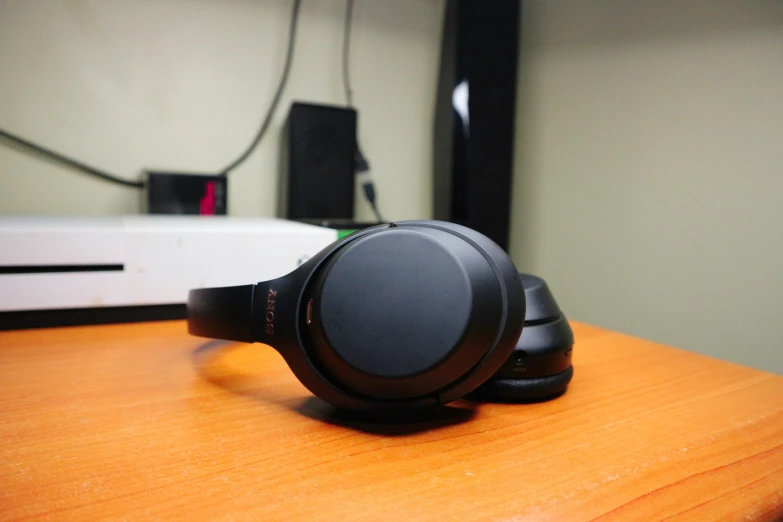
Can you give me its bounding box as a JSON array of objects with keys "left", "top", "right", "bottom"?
[{"left": 469, "top": 366, "right": 573, "bottom": 402}]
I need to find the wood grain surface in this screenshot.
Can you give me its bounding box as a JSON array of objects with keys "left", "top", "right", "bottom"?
[{"left": 1, "top": 320, "right": 782, "bottom": 521}]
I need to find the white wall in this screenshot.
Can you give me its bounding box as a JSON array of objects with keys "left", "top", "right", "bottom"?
[
  {"left": 511, "top": 0, "right": 783, "bottom": 373},
  {"left": 0, "top": 0, "right": 444, "bottom": 221}
]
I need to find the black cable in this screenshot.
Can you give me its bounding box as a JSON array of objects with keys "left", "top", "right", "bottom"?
[
  {"left": 220, "top": 0, "right": 302, "bottom": 175},
  {"left": 0, "top": 127, "right": 145, "bottom": 189},
  {"left": 342, "top": 0, "right": 355, "bottom": 107},
  {"left": 342, "top": 0, "right": 384, "bottom": 223},
  {"left": 369, "top": 199, "right": 383, "bottom": 222},
  {"left": 356, "top": 147, "right": 384, "bottom": 222},
  {"left": 0, "top": 0, "right": 303, "bottom": 186},
  {"left": 357, "top": 158, "right": 382, "bottom": 222}
]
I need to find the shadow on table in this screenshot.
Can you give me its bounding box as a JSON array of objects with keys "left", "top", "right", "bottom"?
[
  {"left": 191, "top": 340, "right": 476, "bottom": 436},
  {"left": 293, "top": 396, "right": 476, "bottom": 436}
]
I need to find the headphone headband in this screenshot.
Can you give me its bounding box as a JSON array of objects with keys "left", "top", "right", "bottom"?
[{"left": 188, "top": 284, "right": 256, "bottom": 342}]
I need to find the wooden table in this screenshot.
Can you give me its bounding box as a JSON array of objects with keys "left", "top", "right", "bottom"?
[{"left": 1, "top": 320, "right": 782, "bottom": 521}]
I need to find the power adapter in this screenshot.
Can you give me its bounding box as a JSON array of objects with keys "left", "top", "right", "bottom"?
[{"left": 145, "top": 172, "right": 227, "bottom": 215}]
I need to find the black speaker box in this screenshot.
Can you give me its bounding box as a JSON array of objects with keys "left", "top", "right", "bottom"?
[
  {"left": 433, "top": 0, "right": 520, "bottom": 251},
  {"left": 279, "top": 102, "right": 357, "bottom": 221}
]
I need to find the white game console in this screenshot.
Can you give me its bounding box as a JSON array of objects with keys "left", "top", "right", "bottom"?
[{"left": 0, "top": 216, "right": 337, "bottom": 316}]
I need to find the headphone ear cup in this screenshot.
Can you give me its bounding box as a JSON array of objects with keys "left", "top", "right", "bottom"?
[
  {"left": 469, "top": 273, "right": 574, "bottom": 403},
  {"left": 470, "top": 367, "right": 573, "bottom": 402},
  {"left": 287, "top": 220, "right": 526, "bottom": 408}
]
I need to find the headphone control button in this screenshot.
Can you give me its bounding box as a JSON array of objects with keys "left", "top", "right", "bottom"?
[{"left": 306, "top": 299, "right": 313, "bottom": 325}]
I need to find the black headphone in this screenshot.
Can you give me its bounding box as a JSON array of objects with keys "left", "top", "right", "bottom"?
[{"left": 187, "top": 220, "right": 573, "bottom": 410}]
